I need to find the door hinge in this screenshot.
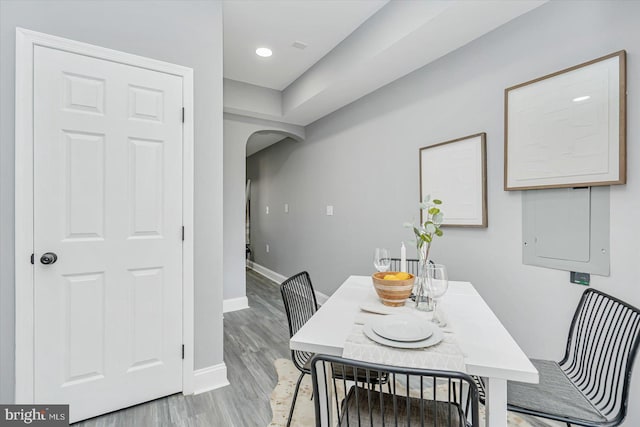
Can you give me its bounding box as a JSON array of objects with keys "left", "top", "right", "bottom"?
[
  {"left": 181, "top": 107, "right": 185, "bottom": 123},
  {"left": 182, "top": 345, "right": 185, "bottom": 359},
  {"left": 181, "top": 226, "right": 185, "bottom": 241},
  {"left": 30, "top": 253, "right": 34, "bottom": 265}
]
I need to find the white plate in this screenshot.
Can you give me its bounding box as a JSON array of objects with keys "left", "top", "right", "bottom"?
[
  {"left": 359, "top": 302, "right": 405, "bottom": 315},
  {"left": 363, "top": 322, "right": 444, "bottom": 349},
  {"left": 359, "top": 291, "right": 412, "bottom": 315},
  {"left": 372, "top": 315, "right": 434, "bottom": 342}
]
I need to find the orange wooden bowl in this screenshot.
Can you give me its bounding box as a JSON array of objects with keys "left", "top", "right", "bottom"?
[{"left": 371, "top": 272, "right": 415, "bottom": 307}]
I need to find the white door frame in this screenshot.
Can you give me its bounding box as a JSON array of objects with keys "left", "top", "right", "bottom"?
[{"left": 14, "top": 28, "right": 195, "bottom": 402}]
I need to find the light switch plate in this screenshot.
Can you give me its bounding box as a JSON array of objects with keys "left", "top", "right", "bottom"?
[
  {"left": 326, "top": 205, "right": 334, "bottom": 216},
  {"left": 284, "top": 203, "right": 289, "bottom": 213},
  {"left": 265, "top": 206, "right": 269, "bottom": 215}
]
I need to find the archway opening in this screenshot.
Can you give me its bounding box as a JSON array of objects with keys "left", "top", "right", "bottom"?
[{"left": 244, "top": 130, "right": 303, "bottom": 263}]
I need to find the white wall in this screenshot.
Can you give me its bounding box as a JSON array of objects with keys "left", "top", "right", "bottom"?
[
  {"left": 222, "top": 114, "right": 304, "bottom": 303},
  {"left": 224, "top": 79, "right": 284, "bottom": 122},
  {"left": 0, "top": 0, "right": 225, "bottom": 402},
  {"left": 247, "top": 1, "right": 640, "bottom": 424}
]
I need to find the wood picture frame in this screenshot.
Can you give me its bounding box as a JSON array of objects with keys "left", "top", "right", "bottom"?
[
  {"left": 419, "top": 133, "right": 487, "bottom": 227},
  {"left": 504, "top": 50, "right": 626, "bottom": 191}
]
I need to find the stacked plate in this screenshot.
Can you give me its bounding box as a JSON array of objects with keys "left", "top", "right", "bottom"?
[{"left": 363, "top": 314, "right": 443, "bottom": 349}]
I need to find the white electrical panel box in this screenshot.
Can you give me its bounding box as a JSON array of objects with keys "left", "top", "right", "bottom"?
[{"left": 522, "top": 186, "right": 610, "bottom": 275}]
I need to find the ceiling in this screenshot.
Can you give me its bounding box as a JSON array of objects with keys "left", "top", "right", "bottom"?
[
  {"left": 246, "top": 131, "right": 288, "bottom": 156},
  {"left": 223, "top": 0, "right": 388, "bottom": 90},
  {"left": 225, "top": 0, "right": 548, "bottom": 156}
]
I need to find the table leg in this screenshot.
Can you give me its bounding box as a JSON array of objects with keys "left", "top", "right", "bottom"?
[
  {"left": 316, "top": 362, "right": 334, "bottom": 427},
  {"left": 484, "top": 377, "right": 508, "bottom": 427}
]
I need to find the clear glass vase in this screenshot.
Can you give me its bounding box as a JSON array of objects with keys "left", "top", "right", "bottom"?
[{"left": 415, "top": 259, "right": 434, "bottom": 311}]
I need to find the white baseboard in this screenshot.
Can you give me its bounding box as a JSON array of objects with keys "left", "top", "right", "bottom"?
[
  {"left": 223, "top": 296, "right": 249, "bottom": 313},
  {"left": 249, "top": 262, "right": 330, "bottom": 306},
  {"left": 250, "top": 261, "right": 287, "bottom": 284},
  {"left": 192, "top": 363, "right": 229, "bottom": 395}
]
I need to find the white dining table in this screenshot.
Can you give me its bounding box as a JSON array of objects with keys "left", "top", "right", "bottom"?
[{"left": 290, "top": 275, "right": 539, "bottom": 427}]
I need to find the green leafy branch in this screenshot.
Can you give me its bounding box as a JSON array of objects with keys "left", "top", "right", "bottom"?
[{"left": 403, "top": 195, "right": 444, "bottom": 262}]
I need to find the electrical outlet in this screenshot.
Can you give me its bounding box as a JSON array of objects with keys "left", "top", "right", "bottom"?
[
  {"left": 265, "top": 205, "right": 269, "bottom": 215},
  {"left": 326, "top": 205, "right": 334, "bottom": 216},
  {"left": 266, "top": 244, "right": 270, "bottom": 253},
  {"left": 284, "top": 203, "right": 289, "bottom": 213}
]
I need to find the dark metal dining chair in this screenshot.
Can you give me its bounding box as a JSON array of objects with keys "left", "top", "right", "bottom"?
[
  {"left": 389, "top": 258, "right": 420, "bottom": 275},
  {"left": 311, "top": 354, "right": 480, "bottom": 427},
  {"left": 280, "top": 271, "right": 389, "bottom": 427},
  {"left": 478, "top": 288, "right": 640, "bottom": 427},
  {"left": 390, "top": 258, "right": 433, "bottom": 301}
]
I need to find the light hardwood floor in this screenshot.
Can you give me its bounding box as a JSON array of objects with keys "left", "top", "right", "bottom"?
[{"left": 75, "top": 269, "right": 290, "bottom": 427}]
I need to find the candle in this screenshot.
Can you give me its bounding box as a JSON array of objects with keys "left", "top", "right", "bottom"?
[{"left": 400, "top": 242, "right": 407, "bottom": 272}]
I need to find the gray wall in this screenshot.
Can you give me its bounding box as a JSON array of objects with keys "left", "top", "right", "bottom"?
[
  {"left": 0, "top": 0, "right": 225, "bottom": 403},
  {"left": 247, "top": 1, "right": 640, "bottom": 424}
]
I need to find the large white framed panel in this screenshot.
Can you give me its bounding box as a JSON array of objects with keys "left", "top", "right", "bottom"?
[
  {"left": 419, "top": 133, "right": 487, "bottom": 227},
  {"left": 505, "top": 51, "right": 626, "bottom": 190}
]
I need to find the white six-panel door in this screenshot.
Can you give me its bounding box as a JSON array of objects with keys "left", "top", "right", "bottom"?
[{"left": 33, "top": 45, "right": 183, "bottom": 422}]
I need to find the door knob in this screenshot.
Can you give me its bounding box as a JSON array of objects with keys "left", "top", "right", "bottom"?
[{"left": 40, "top": 252, "right": 58, "bottom": 265}]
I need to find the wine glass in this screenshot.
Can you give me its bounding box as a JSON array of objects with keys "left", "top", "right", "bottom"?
[
  {"left": 373, "top": 248, "right": 391, "bottom": 272},
  {"left": 426, "top": 264, "right": 448, "bottom": 326}
]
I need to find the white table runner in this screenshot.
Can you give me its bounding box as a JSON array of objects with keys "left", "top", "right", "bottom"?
[{"left": 342, "top": 321, "right": 466, "bottom": 372}]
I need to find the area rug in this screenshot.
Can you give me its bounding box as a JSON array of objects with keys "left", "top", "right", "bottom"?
[{"left": 269, "top": 359, "right": 564, "bottom": 427}]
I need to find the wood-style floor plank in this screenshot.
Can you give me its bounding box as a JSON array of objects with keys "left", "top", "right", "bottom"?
[{"left": 75, "top": 269, "right": 289, "bottom": 427}]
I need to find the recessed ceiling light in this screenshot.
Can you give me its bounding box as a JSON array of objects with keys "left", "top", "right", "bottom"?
[
  {"left": 256, "top": 47, "right": 272, "bottom": 57},
  {"left": 572, "top": 95, "right": 591, "bottom": 102}
]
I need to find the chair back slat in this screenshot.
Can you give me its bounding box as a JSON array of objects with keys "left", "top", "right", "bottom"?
[
  {"left": 600, "top": 309, "right": 639, "bottom": 415},
  {"left": 560, "top": 288, "right": 640, "bottom": 423},
  {"left": 280, "top": 271, "right": 318, "bottom": 372},
  {"left": 389, "top": 258, "right": 420, "bottom": 275},
  {"left": 311, "top": 354, "right": 480, "bottom": 427}
]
